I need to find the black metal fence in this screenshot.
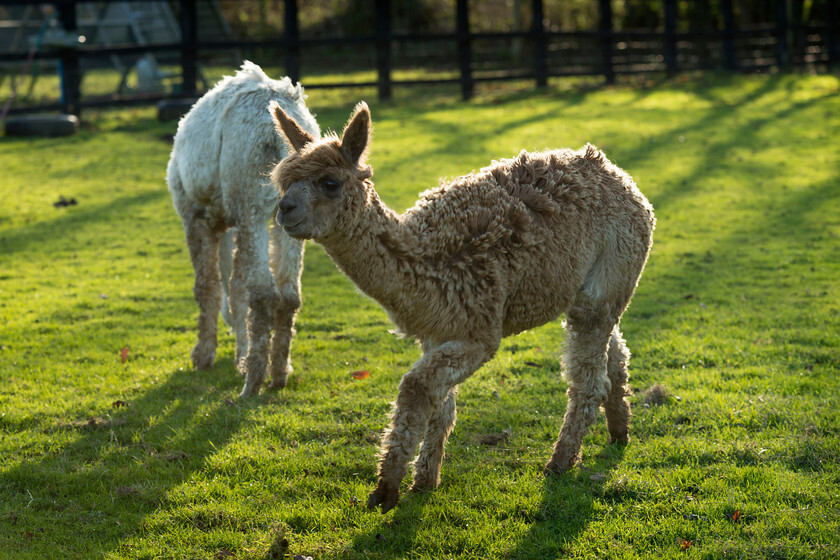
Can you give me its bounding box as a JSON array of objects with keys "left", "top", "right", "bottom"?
[{"left": 1, "top": 0, "right": 838, "bottom": 116}]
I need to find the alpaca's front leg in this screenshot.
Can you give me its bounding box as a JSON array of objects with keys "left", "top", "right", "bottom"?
[{"left": 368, "top": 341, "right": 492, "bottom": 513}]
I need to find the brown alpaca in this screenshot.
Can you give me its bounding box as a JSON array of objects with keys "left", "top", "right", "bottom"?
[{"left": 270, "top": 101, "right": 655, "bottom": 513}]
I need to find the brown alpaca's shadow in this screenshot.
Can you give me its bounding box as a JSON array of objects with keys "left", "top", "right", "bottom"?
[
  {"left": 345, "top": 442, "right": 625, "bottom": 559},
  {"left": 506, "top": 443, "right": 628, "bottom": 559}
]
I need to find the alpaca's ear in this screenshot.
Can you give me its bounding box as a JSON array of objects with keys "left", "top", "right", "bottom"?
[
  {"left": 270, "top": 101, "right": 314, "bottom": 153},
  {"left": 340, "top": 101, "right": 371, "bottom": 166}
]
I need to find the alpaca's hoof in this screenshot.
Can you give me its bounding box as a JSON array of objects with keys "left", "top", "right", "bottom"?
[
  {"left": 609, "top": 433, "right": 629, "bottom": 446},
  {"left": 543, "top": 450, "right": 580, "bottom": 476},
  {"left": 543, "top": 461, "right": 569, "bottom": 476},
  {"left": 408, "top": 470, "right": 440, "bottom": 493},
  {"left": 239, "top": 385, "right": 260, "bottom": 398},
  {"left": 367, "top": 480, "right": 400, "bottom": 514},
  {"left": 267, "top": 365, "right": 290, "bottom": 390},
  {"left": 407, "top": 482, "right": 433, "bottom": 494},
  {"left": 191, "top": 347, "right": 214, "bottom": 370},
  {"left": 239, "top": 375, "right": 264, "bottom": 398},
  {"left": 266, "top": 376, "right": 287, "bottom": 390}
]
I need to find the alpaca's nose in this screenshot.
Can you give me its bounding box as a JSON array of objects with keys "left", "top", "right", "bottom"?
[{"left": 278, "top": 196, "right": 297, "bottom": 216}]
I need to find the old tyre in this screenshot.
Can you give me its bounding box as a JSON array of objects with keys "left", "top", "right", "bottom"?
[{"left": 5, "top": 114, "right": 79, "bottom": 137}]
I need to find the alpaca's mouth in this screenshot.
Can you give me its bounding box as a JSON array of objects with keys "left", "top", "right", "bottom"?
[
  {"left": 280, "top": 218, "right": 308, "bottom": 238},
  {"left": 277, "top": 213, "right": 300, "bottom": 229}
]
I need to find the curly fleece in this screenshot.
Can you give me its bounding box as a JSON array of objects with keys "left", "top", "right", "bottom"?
[{"left": 271, "top": 102, "right": 655, "bottom": 512}]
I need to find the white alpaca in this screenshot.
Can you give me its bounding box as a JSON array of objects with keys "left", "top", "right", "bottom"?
[
  {"left": 166, "top": 62, "right": 320, "bottom": 397},
  {"left": 270, "top": 102, "right": 654, "bottom": 512}
]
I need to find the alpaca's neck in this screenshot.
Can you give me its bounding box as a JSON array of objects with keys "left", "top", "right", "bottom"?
[{"left": 319, "top": 194, "right": 410, "bottom": 315}]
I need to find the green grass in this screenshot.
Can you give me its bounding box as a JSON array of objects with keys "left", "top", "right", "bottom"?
[{"left": 1, "top": 71, "right": 839, "bottom": 559}]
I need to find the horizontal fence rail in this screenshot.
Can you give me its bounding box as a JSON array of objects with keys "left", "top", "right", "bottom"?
[{"left": 0, "top": 0, "right": 838, "bottom": 116}]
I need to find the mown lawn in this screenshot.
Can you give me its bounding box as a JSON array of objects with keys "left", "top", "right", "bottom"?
[{"left": 1, "top": 71, "right": 838, "bottom": 559}]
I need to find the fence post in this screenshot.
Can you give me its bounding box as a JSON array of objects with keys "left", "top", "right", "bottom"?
[
  {"left": 721, "top": 0, "right": 737, "bottom": 70},
  {"left": 179, "top": 0, "right": 198, "bottom": 96},
  {"left": 598, "top": 0, "right": 614, "bottom": 83},
  {"left": 776, "top": 0, "right": 790, "bottom": 69},
  {"left": 664, "top": 0, "right": 678, "bottom": 74},
  {"left": 284, "top": 0, "right": 300, "bottom": 83},
  {"left": 375, "top": 0, "right": 392, "bottom": 101},
  {"left": 456, "top": 0, "right": 473, "bottom": 100},
  {"left": 55, "top": 0, "right": 81, "bottom": 116},
  {"left": 827, "top": 0, "right": 838, "bottom": 68},
  {"left": 532, "top": 0, "right": 547, "bottom": 88}
]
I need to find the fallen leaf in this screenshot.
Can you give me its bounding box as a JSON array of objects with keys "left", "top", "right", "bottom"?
[
  {"left": 351, "top": 370, "right": 370, "bottom": 380},
  {"left": 53, "top": 196, "right": 78, "bottom": 208},
  {"left": 680, "top": 539, "right": 693, "bottom": 550},
  {"left": 731, "top": 509, "right": 741, "bottom": 523},
  {"left": 116, "top": 486, "right": 138, "bottom": 498},
  {"left": 120, "top": 346, "right": 129, "bottom": 363},
  {"left": 112, "top": 400, "right": 128, "bottom": 409},
  {"left": 165, "top": 451, "right": 189, "bottom": 462},
  {"left": 479, "top": 429, "right": 510, "bottom": 446},
  {"left": 643, "top": 384, "right": 670, "bottom": 406},
  {"left": 84, "top": 417, "right": 108, "bottom": 429}
]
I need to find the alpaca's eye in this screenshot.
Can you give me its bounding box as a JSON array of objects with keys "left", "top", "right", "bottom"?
[{"left": 321, "top": 177, "right": 340, "bottom": 193}]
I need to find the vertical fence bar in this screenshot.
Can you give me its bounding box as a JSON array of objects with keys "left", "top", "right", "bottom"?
[
  {"left": 375, "top": 0, "right": 392, "bottom": 100},
  {"left": 827, "top": 0, "right": 839, "bottom": 68},
  {"left": 721, "top": 0, "right": 737, "bottom": 70},
  {"left": 56, "top": 0, "right": 81, "bottom": 116},
  {"left": 532, "top": 0, "right": 547, "bottom": 87},
  {"left": 664, "top": 0, "right": 678, "bottom": 74},
  {"left": 598, "top": 0, "right": 614, "bottom": 83},
  {"left": 776, "top": 0, "right": 790, "bottom": 69},
  {"left": 285, "top": 0, "right": 300, "bottom": 83},
  {"left": 179, "top": 0, "right": 197, "bottom": 96},
  {"left": 456, "top": 0, "right": 473, "bottom": 100},
  {"left": 791, "top": 0, "right": 804, "bottom": 65}
]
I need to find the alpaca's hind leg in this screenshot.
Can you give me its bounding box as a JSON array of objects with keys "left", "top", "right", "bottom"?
[
  {"left": 267, "top": 226, "right": 304, "bottom": 390},
  {"left": 220, "top": 229, "right": 250, "bottom": 368},
  {"left": 185, "top": 217, "right": 223, "bottom": 371},
  {"left": 544, "top": 306, "right": 613, "bottom": 474},
  {"left": 409, "top": 386, "right": 457, "bottom": 492},
  {"left": 604, "top": 325, "right": 632, "bottom": 445},
  {"left": 368, "top": 341, "right": 493, "bottom": 513},
  {"left": 237, "top": 224, "right": 280, "bottom": 398}
]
